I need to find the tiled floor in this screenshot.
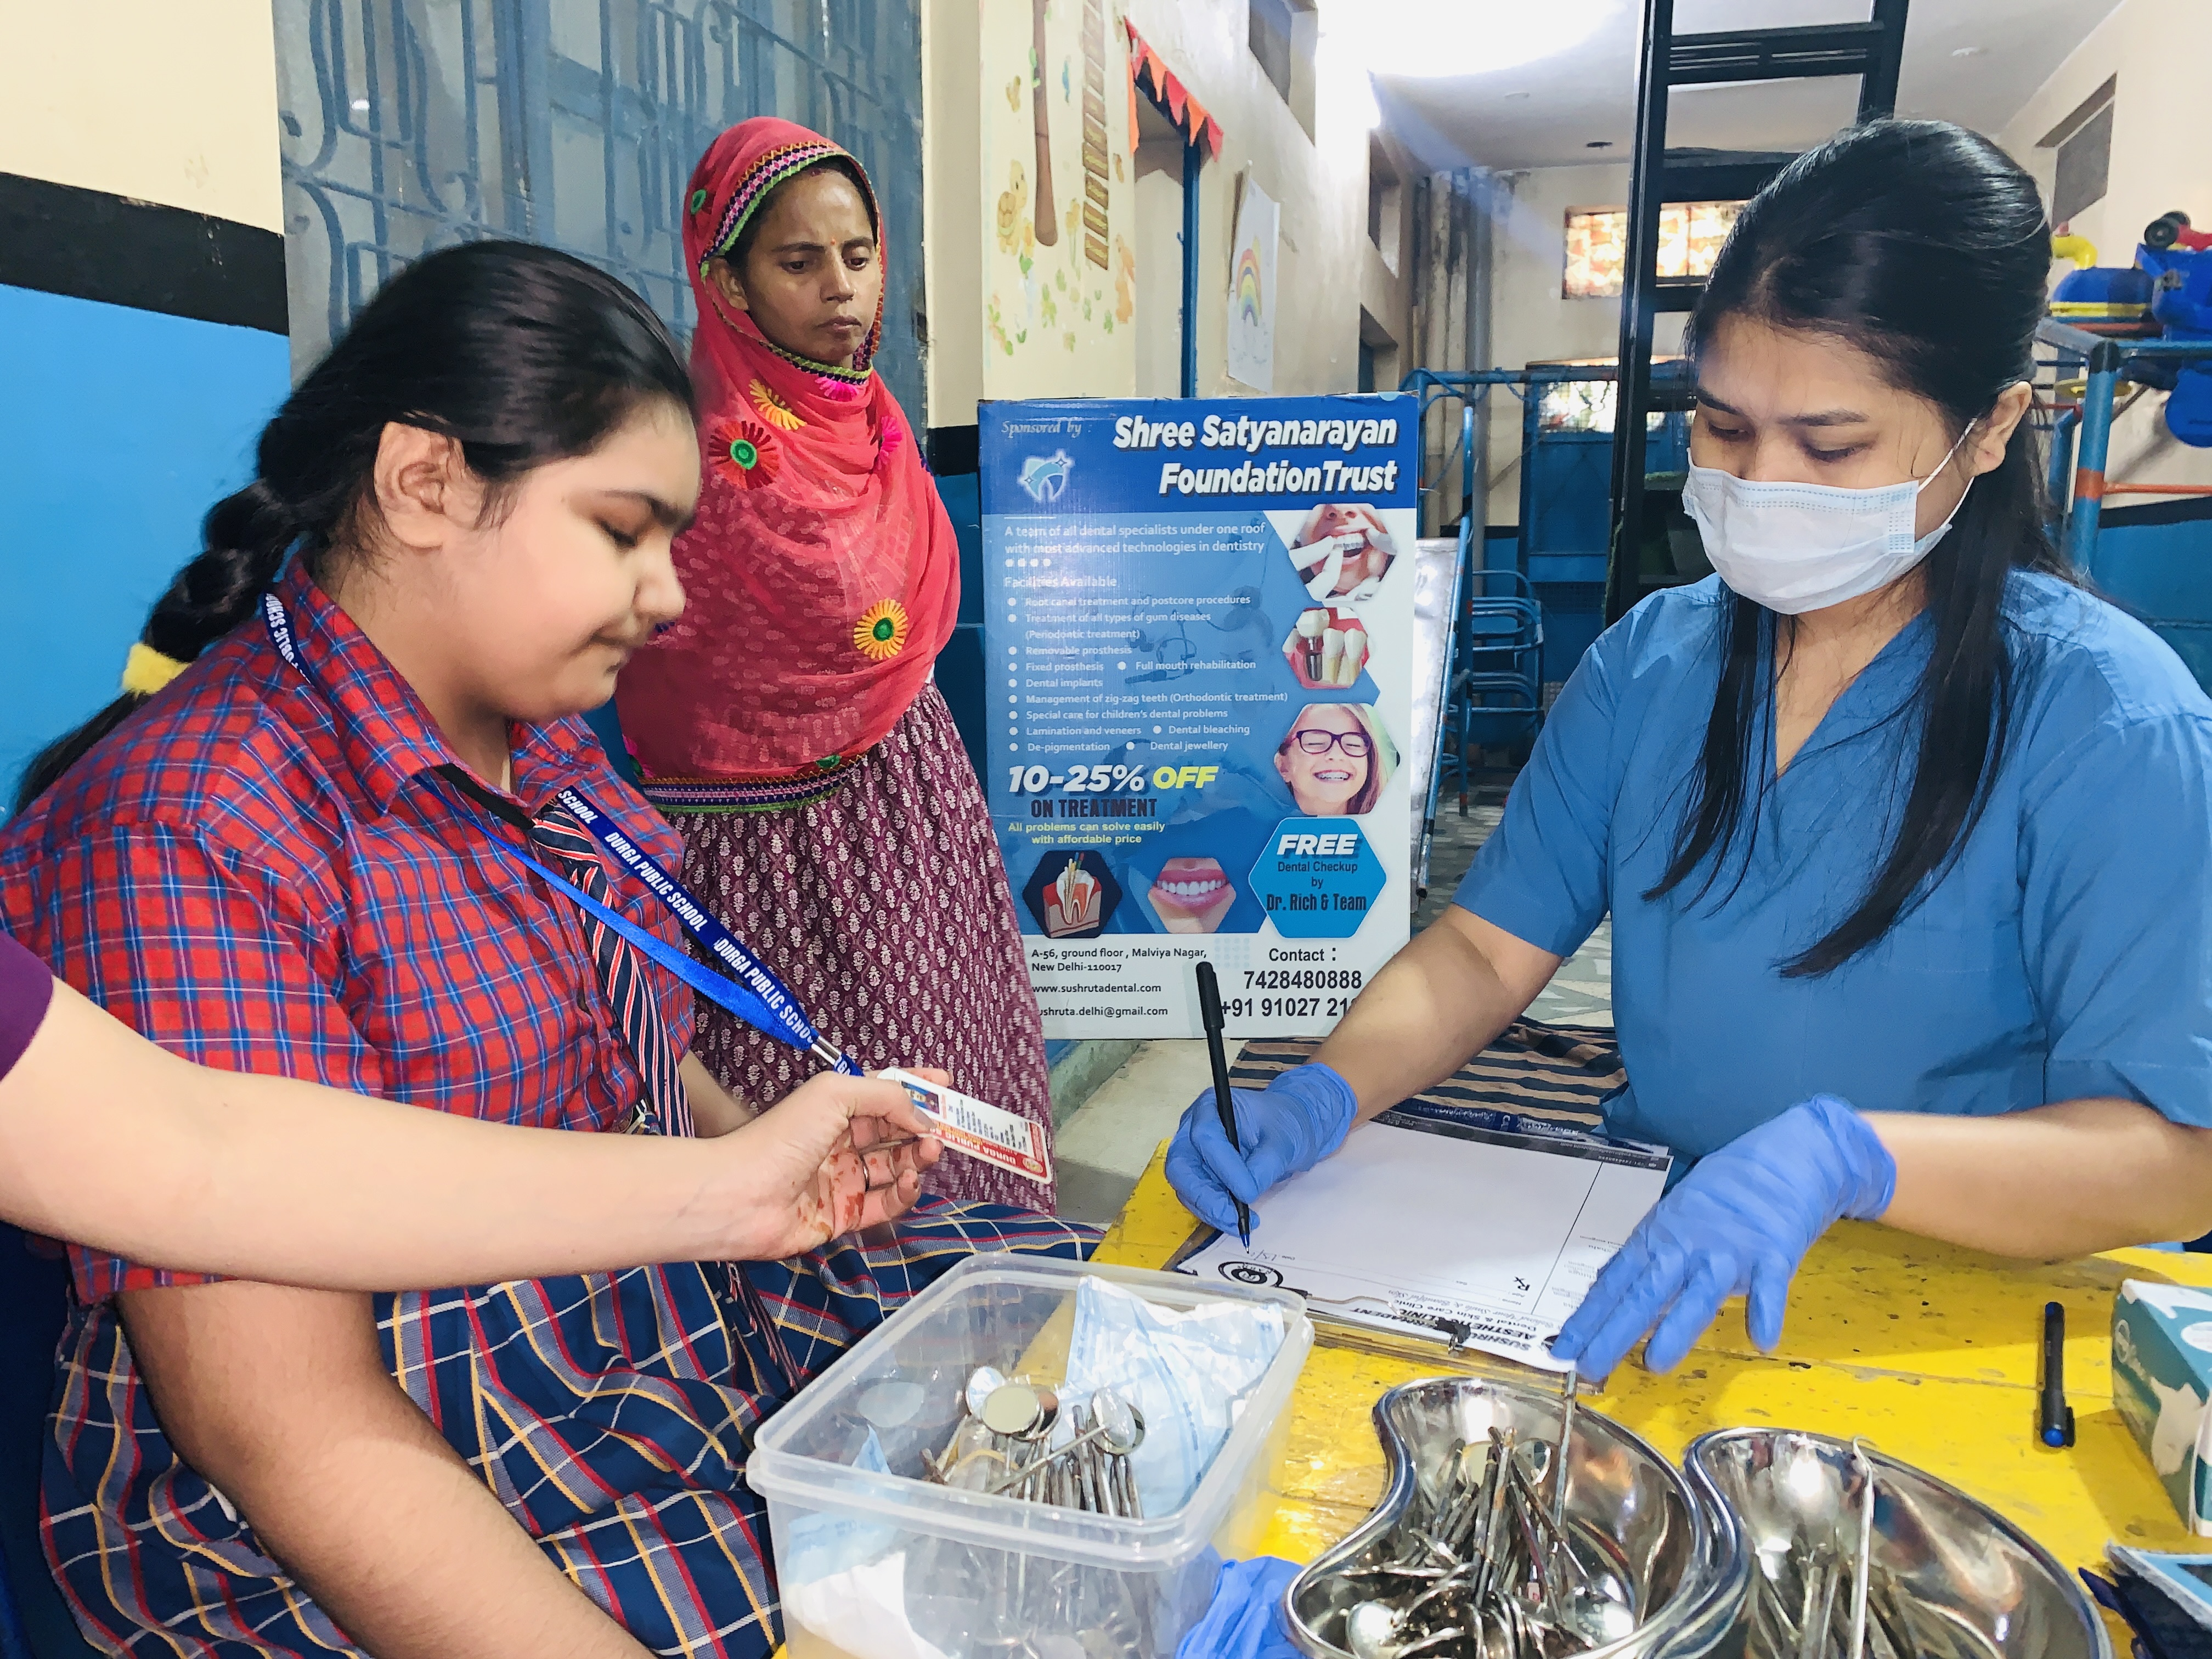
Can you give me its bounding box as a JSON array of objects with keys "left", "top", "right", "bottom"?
[
  {"left": 1052, "top": 1040, "right": 1220, "bottom": 1226},
  {"left": 1054, "top": 789, "right": 1613, "bottom": 1224},
  {"left": 1419, "top": 800, "right": 1612, "bottom": 1028}
]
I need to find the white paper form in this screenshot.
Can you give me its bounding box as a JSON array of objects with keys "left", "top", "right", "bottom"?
[{"left": 1176, "top": 1108, "right": 1670, "bottom": 1370}]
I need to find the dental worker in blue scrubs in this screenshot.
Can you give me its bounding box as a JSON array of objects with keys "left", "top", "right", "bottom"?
[{"left": 1167, "top": 118, "right": 2212, "bottom": 1380}]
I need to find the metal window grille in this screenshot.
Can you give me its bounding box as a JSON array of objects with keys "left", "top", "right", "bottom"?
[{"left": 274, "top": 0, "right": 926, "bottom": 415}]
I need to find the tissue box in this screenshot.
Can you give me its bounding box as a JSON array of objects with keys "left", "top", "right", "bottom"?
[{"left": 2112, "top": 1280, "right": 2212, "bottom": 1533}]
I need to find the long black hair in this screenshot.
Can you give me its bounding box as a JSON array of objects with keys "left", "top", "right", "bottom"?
[
  {"left": 1649, "top": 119, "right": 2067, "bottom": 975},
  {"left": 14, "top": 241, "right": 690, "bottom": 813}
]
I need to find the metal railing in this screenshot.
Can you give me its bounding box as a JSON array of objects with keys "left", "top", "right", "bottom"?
[{"left": 2037, "top": 317, "right": 2212, "bottom": 574}]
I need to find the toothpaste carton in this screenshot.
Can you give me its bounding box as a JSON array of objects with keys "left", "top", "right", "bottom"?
[
  {"left": 2112, "top": 1280, "right": 2212, "bottom": 1533},
  {"left": 878, "top": 1068, "right": 1054, "bottom": 1188}
]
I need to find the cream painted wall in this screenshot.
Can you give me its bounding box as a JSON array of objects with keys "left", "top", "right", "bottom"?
[
  {"left": 1120, "top": 0, "right": 1411, "bottom": 400},
  {"left": 1480, "top": 162, "right": 1686, "bottom": 524},
  {"left": 924, "top": 0, "right": 1415, "bottom": 416},
  {"left": 923, "top": 0, "right": 987, "bottom": 427},
  {"left": 0, "top": 0, "right": 281, "bottom": 231},
  {"left": 974, "top": 0, "right": 1138, "bottom": 400},
  {"left": 1995, "top": 0, "right": 2212, "bottom": 493},
  {"left": 1996, "top": 0, "right": 2212, "bottom": 273}
]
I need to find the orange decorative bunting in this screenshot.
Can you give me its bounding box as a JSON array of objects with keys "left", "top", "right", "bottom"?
[{"left": 1125, "top": 20, "right": 1226, "bottom": 161}]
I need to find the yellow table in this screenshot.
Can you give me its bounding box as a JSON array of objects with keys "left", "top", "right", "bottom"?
[{"left": 1092, "top": 1144, "right": 2212, "bottom": 1579}]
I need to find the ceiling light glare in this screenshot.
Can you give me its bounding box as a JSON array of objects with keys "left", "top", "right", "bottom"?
[
  {"left": 1330, "top": 0, "right": 1610, "bottom": 81},
  {"left": 1315, "top": 14, "right": 1385, "bottom": 129}
]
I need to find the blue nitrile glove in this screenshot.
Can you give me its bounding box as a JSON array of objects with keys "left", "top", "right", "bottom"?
[
  {"left": 1550, "top": 1095, "right": 1895, "bottom": 1380},
  {"left": 1165, "top": 1062, "right": 1358, "bottom": 1235},
  {"left": 1175, "top": 1555, "right": 1304, "bottom": 1659}
]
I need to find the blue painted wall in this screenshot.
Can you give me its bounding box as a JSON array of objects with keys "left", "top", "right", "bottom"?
[
  {"left": 2090, "top": 499, "right": 2212, "bottom": 695},
  {"left": 0, "top": 285, "right": 289, "bottom": 808},
  {"left": 932, "top": 469, "right": 989, "bottom": 781}
]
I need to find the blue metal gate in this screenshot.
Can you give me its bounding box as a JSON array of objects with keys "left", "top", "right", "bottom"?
[{"left": 274, "top": 0, "right": 926, "bottom": 415}]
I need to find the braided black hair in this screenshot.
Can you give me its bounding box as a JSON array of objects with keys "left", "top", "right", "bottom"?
[{"left": 14, "top": 241, "right": 690, "bottom": 812}]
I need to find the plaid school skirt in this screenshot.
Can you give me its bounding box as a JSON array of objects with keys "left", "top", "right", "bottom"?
[{"left": 44, "top": 1200, "right": 1097, "bottom": 1657}]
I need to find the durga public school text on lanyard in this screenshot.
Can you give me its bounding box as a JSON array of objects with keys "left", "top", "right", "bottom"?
[
  {"left": 262, "top": 591, "right": 849, "bottom": 1387},
  {"left": 259, "top": 592, "right": 860, "bottom": 1081}
]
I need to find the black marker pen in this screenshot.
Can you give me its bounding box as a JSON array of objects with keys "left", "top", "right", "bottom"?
[{"left": 2039, "top": 1300, "right": 2075, "bottom": 1449}]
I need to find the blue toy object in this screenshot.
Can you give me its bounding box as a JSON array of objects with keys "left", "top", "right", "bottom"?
[
  {"left": 2049, "top": 230, "right": 2156, "bottom": 337},
  {"left": 2137, "top": 212, "right": 2212, "bottom": 448},
  {"left": 2051, "top": 263, "right": 2155, "bottom": 335}
]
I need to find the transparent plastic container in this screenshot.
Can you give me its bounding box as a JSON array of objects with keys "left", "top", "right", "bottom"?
[{"left": 748, "top": 1254, "right": 1313, "bottom": 1659}]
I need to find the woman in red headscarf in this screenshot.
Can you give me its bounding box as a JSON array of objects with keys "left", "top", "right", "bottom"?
[{"left": 617, "top": 119, "right": 1058, "bottom": 1209}]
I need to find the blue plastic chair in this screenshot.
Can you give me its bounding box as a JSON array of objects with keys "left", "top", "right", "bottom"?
[
  {"left": 0, "top": 1226, "right": 99, "bottom": 1658},
  {"left": 1437, "top": 567, "right": 1545, "bottom": 814}
]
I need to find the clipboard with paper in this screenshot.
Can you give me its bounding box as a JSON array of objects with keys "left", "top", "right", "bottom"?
[{"left": 1172, "top": 1098, "right": 1672, "bottom": 1373}]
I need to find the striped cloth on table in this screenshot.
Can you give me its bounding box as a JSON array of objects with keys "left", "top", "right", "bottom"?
[{"left": 1228, "top": 1020, "right": 1624, "bottom": 1132}]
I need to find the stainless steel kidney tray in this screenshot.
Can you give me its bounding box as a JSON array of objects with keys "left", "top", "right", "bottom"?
[
  {"left": 1683, "top": 1427, "right": 2112, "bottom": 1659},
  {"left": 1285, "top": 1375, "right": 1747, "bottom": 1657}
]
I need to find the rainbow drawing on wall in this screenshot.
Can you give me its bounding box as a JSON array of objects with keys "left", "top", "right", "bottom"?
[
  {"left": 1224, "top": 178, "right": 1278, "bottom": 390},
  {"left": 1233, "top": 243, "right": 1266, "bottom": 328}
]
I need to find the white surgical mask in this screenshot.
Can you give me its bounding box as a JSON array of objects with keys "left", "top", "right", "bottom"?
[{"left": 1681, "top": 424, "right": 1976, "bottom": 614}]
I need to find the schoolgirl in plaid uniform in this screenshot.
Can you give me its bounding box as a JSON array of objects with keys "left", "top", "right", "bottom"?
[{"left": 2, "top": 242, "right": 1090, "bottom": 1659}]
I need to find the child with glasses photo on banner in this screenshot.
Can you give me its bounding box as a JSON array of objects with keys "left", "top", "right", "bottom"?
[{"left": 1274, "top": 702, "right": 1398, "bottom": 817}]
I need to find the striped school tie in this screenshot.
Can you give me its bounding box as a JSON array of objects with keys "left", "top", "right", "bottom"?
[
  {"left": 528, "top": 804, "right": 695, "bottom": 1141},
  {"left": 529, "top": 800, "right": 797, "bottom": 1387},
  {"left": 439, "top": 769, "right": 796, "bottom": 1384}
]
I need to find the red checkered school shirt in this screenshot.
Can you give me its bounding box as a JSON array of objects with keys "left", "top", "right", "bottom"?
[
  {"left": 0, "top": 563, "right": 734, "bottom": 1650},
  {"left": 2, "top": 563, "right": 695, "bottom": 1296}
]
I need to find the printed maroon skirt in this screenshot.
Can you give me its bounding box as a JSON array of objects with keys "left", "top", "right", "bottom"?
[{"left": 644, "top": 683, "right": 1059, "bottom": 1211}]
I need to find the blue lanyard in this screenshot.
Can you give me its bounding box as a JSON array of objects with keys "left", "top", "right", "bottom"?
[
  {"left": 529, "top": 789, "right": 858, "bottom": 1075},
  {"left": 259, "top": 592, "right": 860, "bottom": 1076}
]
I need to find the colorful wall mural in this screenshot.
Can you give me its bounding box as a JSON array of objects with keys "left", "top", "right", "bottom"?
[{"left": 980, "top": 0, "right": 1137, "bottom": 398}]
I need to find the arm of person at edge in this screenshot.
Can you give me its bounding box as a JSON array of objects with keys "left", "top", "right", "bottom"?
[
  {"left": 109, "top": 1047, "right": 931, "bottom": 1659},
  {"left": 1167, "top": 640, "right": 2212, "bottom": 1379},
  {"left": 0, "top": 975, "right": 940, "bottom": 1290}
]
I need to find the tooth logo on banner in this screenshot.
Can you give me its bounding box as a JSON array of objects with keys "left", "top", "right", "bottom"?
[{"left": 1019, "top": 450, "right": 1073, "bottom": 503}]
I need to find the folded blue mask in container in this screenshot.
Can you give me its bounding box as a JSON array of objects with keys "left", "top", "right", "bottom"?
[
  {"left": 1062, "top": 1273, "right": 1288, "bottom": 1514},
  {"left": 783, "top": 1426, "right": 899, "bottom": 1581}
]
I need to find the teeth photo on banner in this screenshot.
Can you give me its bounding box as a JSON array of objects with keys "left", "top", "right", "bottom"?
[{"left": 982, "top": 397, "right": 1416, "bottom": 1040}]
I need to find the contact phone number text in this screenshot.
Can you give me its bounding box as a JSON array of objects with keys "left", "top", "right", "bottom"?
[
  {"left": 1244, "top": 968, "right": 1363, "bottom": 990},
  {"left": 1219, "top": 995, "right": 1357, "bottom": 1020},
  {"left": 1222, "top": 967, "right": 1362, "bottom": 1022}
]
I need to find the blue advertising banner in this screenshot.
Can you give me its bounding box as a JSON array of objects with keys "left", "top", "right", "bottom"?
[{"left": 983, "top": 395, "right": 1418, "bottom": 1037}]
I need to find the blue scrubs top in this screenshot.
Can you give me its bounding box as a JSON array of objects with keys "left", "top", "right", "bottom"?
[{"left": 1456, "top": 571, "right": 2212, "bottom": 1160}]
